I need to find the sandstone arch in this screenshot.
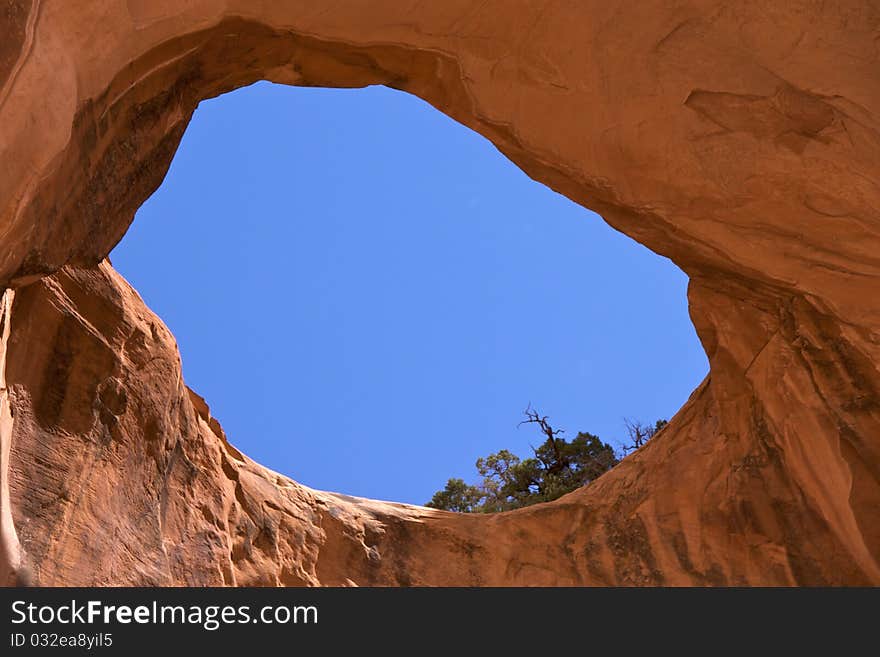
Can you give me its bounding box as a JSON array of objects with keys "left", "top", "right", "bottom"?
[{"left": 1, "top": 0, "right": 879, "bottom": 585}]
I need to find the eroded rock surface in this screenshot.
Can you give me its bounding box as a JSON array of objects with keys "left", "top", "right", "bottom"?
[{"left": 1, "top": 1, "right": 879, "bottom": 585}]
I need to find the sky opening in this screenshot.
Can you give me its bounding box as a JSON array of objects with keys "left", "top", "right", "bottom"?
[{"left": 111, "top": 81, "right": 708, "bottom": 505}]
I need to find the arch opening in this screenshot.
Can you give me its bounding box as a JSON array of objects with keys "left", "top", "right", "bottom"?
[{"left": 110, "top": 81, "right": 708, "bottom": 506}]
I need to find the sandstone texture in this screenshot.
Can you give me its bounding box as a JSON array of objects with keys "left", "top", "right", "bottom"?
[{"left": 1, "top": 1, "right": 879, "bottom": 585}]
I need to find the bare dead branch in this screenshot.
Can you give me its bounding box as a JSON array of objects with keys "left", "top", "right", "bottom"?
[
  {"left": 519, "top": 403, "right": 565, "bottom": 464},
  {"left": 621, "top": 417, "right": 653, "bottom": 454}
]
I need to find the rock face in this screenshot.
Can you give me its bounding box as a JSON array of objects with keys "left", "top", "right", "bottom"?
[{"left": 1, "top": 1, "right": 879, "bottom": 585}]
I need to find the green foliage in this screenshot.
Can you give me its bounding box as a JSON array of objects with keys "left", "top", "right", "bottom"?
[
  {"left": 425, "top": 478, "right": 483, "bottom": 513},
  {"left": 427, "top": 408, "right": 665, "bottom": 513}
]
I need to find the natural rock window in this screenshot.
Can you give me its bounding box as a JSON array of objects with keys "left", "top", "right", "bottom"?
[
  {"left": 110, "top": 82, "right": 707, "bottom": 505},
  {"left": 2, "top": 4, "right": 878, "bottom": 586}
]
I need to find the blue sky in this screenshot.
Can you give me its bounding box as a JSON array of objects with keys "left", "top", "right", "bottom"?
[{"left": 110, "top": 82, "right": 708, "bottom": 505}]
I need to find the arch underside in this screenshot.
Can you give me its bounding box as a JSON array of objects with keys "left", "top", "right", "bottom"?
[{"left": 1, "top": 1, "right": 879, "bottom": 585}]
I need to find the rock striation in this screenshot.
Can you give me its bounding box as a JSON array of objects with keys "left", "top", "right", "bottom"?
[{"left": 1, "top": 1, "right": 879, "bottom": 585}]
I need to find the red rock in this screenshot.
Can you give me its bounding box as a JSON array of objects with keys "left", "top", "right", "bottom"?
[{"left": 1, "top": 1, "right": 878, "bottom": 585}]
